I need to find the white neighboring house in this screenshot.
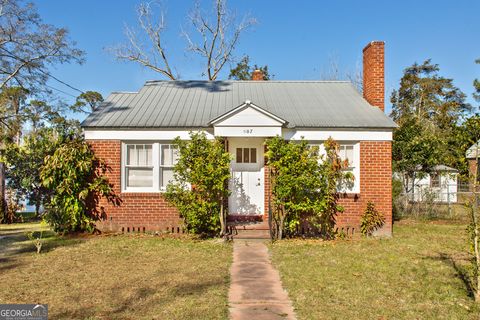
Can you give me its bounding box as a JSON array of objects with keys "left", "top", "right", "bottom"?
[{"left": 409, "top": 165, "right": 458, "bottom": 203}]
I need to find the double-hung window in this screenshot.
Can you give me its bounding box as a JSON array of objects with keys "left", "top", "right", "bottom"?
[
  {"left": 123, "top": 142, "right": 178, "bottom": 192},
  {"left": 125, "top": 144, "right": 154, "bottom": 188}
]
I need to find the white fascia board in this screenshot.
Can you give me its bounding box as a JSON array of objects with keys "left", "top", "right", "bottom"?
[
  {"left": 210, "top": 101, "right": 287, "bottom": 125},
  {"left": 283, "top": 128, "right": 393, "bottom": 141},
  {"left": 84, "top": 129, "right": 215, "bottom": 140}
]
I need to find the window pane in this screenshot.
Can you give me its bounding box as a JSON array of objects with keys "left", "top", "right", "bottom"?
[
  {"left": 127, "top": 168, "right": 153, "bottom": 187},
  {"left": 161, "top": 168, "right": 174, "bottom": 187},
  {"left": 161, "top": 145, "right": 172, "bottom": 166},
  {"left": 137, "top": 145, "right": 152, "bottom": 166},
  {"left": 345, "top": 146, "right": 354, "bottom": 165},
  {"left": 236, "top": 148, "right": 242, "bottom": 163},
  {"left": 243, "top": 148, "right": 250, "bottom": 163},
  {"left": 338, "top": 146, "right": 346, "bottom": 161},
  {"left": 250, "top": 148, "right": 257, "bottom": 163},
  {"left": 145, "top": 145, "right": 152, "bottom": 166},
  {"left": 171, "top": 145, "right": 179, "bottom": 164},
  {"left": 126, "top": 145, "right": 135, "bottom": 165}
]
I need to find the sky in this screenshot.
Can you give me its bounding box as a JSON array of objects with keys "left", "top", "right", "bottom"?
[{"left": 33, "top": 0, "right": 480, "bottom": 119}]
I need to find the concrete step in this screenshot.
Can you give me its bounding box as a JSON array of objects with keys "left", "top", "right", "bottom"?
[{"left": 232, "top": 228, "right": 271, "bottom": 239}]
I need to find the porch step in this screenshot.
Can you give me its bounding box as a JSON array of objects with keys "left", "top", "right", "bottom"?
[{"left": 232, "top": 228, "right": 271, "bottom": 239}]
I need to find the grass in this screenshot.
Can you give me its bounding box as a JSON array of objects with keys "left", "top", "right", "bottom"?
[
  {"left": 270, "top": 220, "right": 480, "bottom": 320},
  {"left": 0, "top": 223, "right": 232, "bottom": 320}
]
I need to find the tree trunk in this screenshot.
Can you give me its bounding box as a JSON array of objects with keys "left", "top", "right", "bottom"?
[
  {"left": 0, "top": 162, "right": 5, "bottom": 222},
  {"left": 35, "top": 200, "right": 41, "bottom": 218},
  {"left": 219, "top": 199, "right": 226, "bottom": 237},
  {"left": 473, "top": 146, "right": 480, "bottom": 302}
]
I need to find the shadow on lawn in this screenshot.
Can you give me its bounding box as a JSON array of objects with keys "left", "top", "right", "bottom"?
[
  {"left": 0, "top": 229, "right": 86, "bottom": 259},
  {"left": 427, "top": 252, "right": 475, "bottom": 298},
  {"left": 54, "top": 276, "right": 227, "bottom": 319}
]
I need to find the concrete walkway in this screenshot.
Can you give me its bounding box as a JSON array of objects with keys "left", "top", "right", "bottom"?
[{"left": 228, "top": 240, "right": 297, "bottom": 320}]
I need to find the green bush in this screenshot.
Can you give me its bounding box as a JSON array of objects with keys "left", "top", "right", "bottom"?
[
  {"left": 165, "top": 132, "right": 231, "bottom": 237},
  {"left": 265, "top": 137, "right": 352, "bottom": 240},
  {"left": 360, "top": 201, "right": 385, "bottom": 236},
  {"left": 40, "top": 138, "right": 118, "bottom": 233}
]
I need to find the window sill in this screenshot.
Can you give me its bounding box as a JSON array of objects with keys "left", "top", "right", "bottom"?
[{"left": 122, "top": 189, "right": 166, "bottom": 194}]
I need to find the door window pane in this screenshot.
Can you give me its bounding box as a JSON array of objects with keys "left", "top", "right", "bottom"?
[
  {"left": 236, "top": 148, "right": 242, "bottom": 163},
  {"left": 250, "top": 148, "right": 257, "bottom": 163},
  {"left": 243, "top": 148, "right": 250, "bottom": 163}
]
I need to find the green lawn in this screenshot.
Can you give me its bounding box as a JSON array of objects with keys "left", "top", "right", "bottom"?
[
  {"left": 270, "top": 220, "right": 480, "bottom": 320},
  {"left": 0, "top": 223, "right": 232, "bottom": 320}
]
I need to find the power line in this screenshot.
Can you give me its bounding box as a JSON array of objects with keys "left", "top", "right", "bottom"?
[
  {"left": 44, "top": 83, "right": 77, "bottom": 98},
  {"left": 38, "top": 69, "right": 84, "bottom": 94}
]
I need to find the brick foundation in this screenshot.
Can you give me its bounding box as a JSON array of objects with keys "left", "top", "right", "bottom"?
[{"left": 88, "top": 139, "right": 392, "bottom": 236}]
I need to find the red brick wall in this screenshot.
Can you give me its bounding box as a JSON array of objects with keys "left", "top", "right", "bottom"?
[
  {"left": 337, "top": 141, "right": 392, "bottom": 236},
  {"left": 88, "top": 140, "right": 182, "bottom": 233},
  {"left": 363, "top": 41, "right": 385, "bottom": 111},
  {"left": 88, "top": 139, "right": 392, "bottom": 236}
]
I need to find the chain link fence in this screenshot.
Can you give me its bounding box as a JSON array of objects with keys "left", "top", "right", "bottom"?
[{"left": 393, "top": 180, "right": 474, "bottom": 221}]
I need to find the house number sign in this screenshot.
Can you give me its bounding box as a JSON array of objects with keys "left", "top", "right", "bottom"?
[{"left": 243, "top": 129, "right": 253, "bottom": 134}]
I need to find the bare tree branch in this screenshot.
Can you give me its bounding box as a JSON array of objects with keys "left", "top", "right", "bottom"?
[
  {"left": 347, "top": 59, "right": 363, "bottom": 94},
  {"left": 108, "top": 1, "right": 176, "bottom": 80},
  {"left": 182, "top": 0, "right": 256, "bottom": 80}
]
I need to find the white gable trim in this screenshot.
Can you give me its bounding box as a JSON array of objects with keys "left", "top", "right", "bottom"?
[{"left": 209, "top": 101, "right": 287, "bottom": 126}]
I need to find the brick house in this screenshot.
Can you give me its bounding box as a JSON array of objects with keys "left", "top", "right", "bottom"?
[{"left": 82, "top": 41, "right": 396, "bottom": 236}]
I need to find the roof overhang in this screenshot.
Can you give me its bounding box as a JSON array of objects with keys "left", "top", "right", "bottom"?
[{"left": 209, "top": 101, "right": 287, "bottom": 137}]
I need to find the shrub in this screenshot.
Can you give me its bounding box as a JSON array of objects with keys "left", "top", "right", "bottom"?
[
  {"left": 265, "top": 137, "right": 352, "bottom": 240},
  {"left": 360, "top": 201, "right": 385, "bottom": 236},
  {"left": 40, "top": 138, "right": 119, "bottom": 234},
  {"left": 165, "top": 132, "right": 231, "bottom": 237}
]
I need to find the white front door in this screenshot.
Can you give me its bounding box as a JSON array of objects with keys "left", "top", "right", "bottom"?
[{"left": 228, "top": 138, "right": 265, "bottom": 215}]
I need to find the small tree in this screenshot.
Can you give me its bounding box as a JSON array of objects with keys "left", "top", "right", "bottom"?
[
  {"left": 266, "top": 137, "right": 350, "bottom": 240},
  {"left": 165, "top": 132, "right": 231, "bottom": 237},
  {"left": 2, "top": 128, "right": 58, "bottom": 217},
  {"left": 70, "top": 91, "right": 104, "bottom": 113},
  {"left": 40, "top": 138, "right": 118, "bottom": 234},
  {"left": 360, "top": 201, "right": 385, "bottom": 236}
]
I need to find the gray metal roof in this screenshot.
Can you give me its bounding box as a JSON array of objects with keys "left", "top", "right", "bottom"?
[{"left": 81, "top": 80, "right": 397, "bottom": 129}]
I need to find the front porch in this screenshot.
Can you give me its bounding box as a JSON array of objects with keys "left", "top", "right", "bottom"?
[{"left": 209, "top": 101, "right": 287, "bottom": 238}]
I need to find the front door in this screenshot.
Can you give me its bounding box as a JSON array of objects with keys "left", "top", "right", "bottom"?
[{"left": 228, "top": 138, "right": 265, "bottom": 215}]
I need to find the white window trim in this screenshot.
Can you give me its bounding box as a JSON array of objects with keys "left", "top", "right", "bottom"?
[{"left": 122, "top": 142, "right": 177, "bottom": 193}]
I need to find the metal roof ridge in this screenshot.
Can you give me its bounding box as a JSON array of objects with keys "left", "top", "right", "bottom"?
[
  {"left": 144, "top": 80, "right": 352, "bottom": 84},
  {"left": 110, "top": 91, "right": 138, "bottom": 94}
]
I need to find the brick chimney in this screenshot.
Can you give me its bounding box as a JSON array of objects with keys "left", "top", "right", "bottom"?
[
  {"left": 252, "top": 69, "right": 264, "bottom": 81},
  {"left": 363, "top": 41, "right": 385, "bottom": 112}
]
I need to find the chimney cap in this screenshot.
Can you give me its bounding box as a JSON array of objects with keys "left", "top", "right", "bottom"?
[{"left": 362, "top": 40, "right": 385, "bottom": 52}]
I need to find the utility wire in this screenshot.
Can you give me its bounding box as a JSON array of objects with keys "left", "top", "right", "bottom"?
[
  {"left": 44, "top": 83, "right": 77, "bottom": 98},
  {"left": 37, "top": 69, "right": 84, "bottom": 94}
]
